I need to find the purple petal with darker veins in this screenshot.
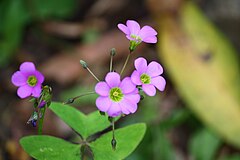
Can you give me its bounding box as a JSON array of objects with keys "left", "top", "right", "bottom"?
[
  {"left": 95, "top": 82, "right": 110, "bottom": 96},
  {"left": 107, "top": 102, "right": 121, "bottom": 117},
  {"left": 142, "top": 84, "right": 156, "bottom": 96},
  {"left": 151, "top": 76, "right": 166, "bottom": 91},
  {"left": 120, "top": 77, "right": 136, "bottom": 94},
  {"left": 142, "top": 36, "right": 157, "bottom": 43},
  {"left": 96, "top": 96, "right": 111, "bottom": 112},
  {"left": 117, "top": 24, "right": 130, "bottom": 35},
  {"left": 105, "top": 72, "right": 120, "bottom": 87},
  {"left": 146, "top": 61, "right": 163, "bottom": 77},
  {"left": 32, "top": 84, "right": 42, "bottom": 98},
  {"left": 17, "top": 85, "right": 32, "bottom": 98},
  {"left": 134, "top": 57, "right": 147, "bottom": 73},
  {"left": 11, "top": 71, "right": 27, "bottom": 86},
  {"left": 126, "top": 20, "right": 140, "bottom": 35},
  {"left": 139, "top": 26, "right": 157, "bottom": 40},
  {"left": 131, "top": 70, "right": 141, "bottom": 85},
  {"left": 20, "top": 62, "right": 36, "bottom": 73}
]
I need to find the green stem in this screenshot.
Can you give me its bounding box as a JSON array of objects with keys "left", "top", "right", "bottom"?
[
  {"left": 120, "top": 54, "right": 131, "bottom": 76},
  {"left": 112, "top": 119, "right": 115, "bottom": 139},
  {"left": 37, "top": 106, "right": 46, "bottom": 135},
  {"left": 110, "top": 55, "right": 113, "bottom": 72},
  {"left": 64, "top": 91, "right": 96, "bottom": 104},
  {"left": 111, "top": 118, "right": 117, "bottom": 150}
]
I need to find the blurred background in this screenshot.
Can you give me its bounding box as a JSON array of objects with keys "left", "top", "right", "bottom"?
[{"left": 0, "top": 0, "right": 240, "bottom": 159}]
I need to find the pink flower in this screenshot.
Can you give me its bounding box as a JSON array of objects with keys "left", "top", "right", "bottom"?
[
  {"left": 95, "top": 72, "right": 140, "bottom": 117},
  {"left": 118, "top": 20, "right": 157, "bottom": 51},
  {"left": 131, "top": 57, "right": 166, "bottom": 96},
  {"left": 11, "top": 62, "right": 44, "bottom": 99}
]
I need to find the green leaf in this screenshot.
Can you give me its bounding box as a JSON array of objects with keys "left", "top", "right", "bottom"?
[
  {"left": 0, "top": 0, "right": 30, "bottom": 67},
  {"left": 49, "top": 102, "right": 117, "bottom": 139},
  {"left": 157, "top": 1, "right": 240, "bottom": 147},
  {"left": 189, "top": 129, "right": 221, "bottom": 160},
  {"left": 90, "top": 123, "right": 146, "bottom": 160},
  {"left": 32, "top": 0, "right": 76, "bottom": 19},
  {"left": 220, "top": 154, "right": 240, "bottom": 160},
  {"left": 20, "top": 135, "right": 81, "bottom": 160}
]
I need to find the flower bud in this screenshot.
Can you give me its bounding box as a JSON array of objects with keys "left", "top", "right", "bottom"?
[
  {"left": 80, "top": 60, "right": 88, "bottom": 69},
  {"left": 111, "top": 138, "right": 117, "bottom": 150},
  {"left": 64, "top": 98, "right": 75, "bottom": 104},
  {"left": 110, "top": 48, "right": 116, "bottom": 56}
]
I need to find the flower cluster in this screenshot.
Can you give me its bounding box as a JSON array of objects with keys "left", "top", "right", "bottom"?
[
  {"left": 11, "top": 20, "right": 165, "bottom": 126},
  {"left": 94, "top": 20, "right": 166, "bottom": 117},
  {"left": 95, "top": 57, "right": 165, "bottom": 117}
]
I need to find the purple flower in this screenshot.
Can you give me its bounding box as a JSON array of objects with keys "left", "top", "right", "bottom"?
[
  {"left": 11, "top": 62, "right": 44, "bottom": 99},
  {"left": 39, "top": 100, "right": 46, "bottom": 108},
  {"left": 131, "top": 57, "right": 166, "bottom": 96},
  {"left": 118, "top": 20, "right": 157, "bottom": 51},
  {"left": 95, "top": 72, "right": 140, "bottom": 117}
]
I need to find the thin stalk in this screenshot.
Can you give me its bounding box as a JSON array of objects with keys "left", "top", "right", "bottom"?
[
  {"left": 111, "top": 118, "right": 117, "bottom": 150},
  {"left": 37, "top": 106, "right": 46, "bottom": 135},
  {"left": 110, "top": 55, "right": 113, "bottom": 72},
  {"left": 86, "top": 67, "right": 100, "bottom": 82},
  {"left": 64, "top": 91, "right": 96, "bottom": 104},
  {"left": 120, "top": 54, "right": 131, "bottom": 76}
]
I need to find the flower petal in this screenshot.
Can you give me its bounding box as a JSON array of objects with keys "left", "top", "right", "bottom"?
[
  {"left": 139, "top": 26, "right": 157, "bottom": 40},
  {"left": 11, "top": 71, "right": 27, "bottom": 86},
  {"left": 142, "top": 36, "right": 157, "bottom": 43},
  {"left": 20, "top": 62, "right": 36, "bottom": 72},
  {"left": 107, "top": 102, "right": 121, "bottom": 117},
  {"left": 142, "top": 84, "right": 156, "bottom": 96},
  {"left": 96, "top": 96, "right": 112, "bottom": 112},
  {"left": 131, "top": 70, "right": 141, "bottom": 85},
  {"left": 117, "top": 24, "right": 130, "bottom": 35},
  {"left": 134, "top": 57, "right": 147, "bottom": 73},
  {"left": 119, "top": 98, "right": 138, "bottom": 114},
  {"left": 105, "top": 72, "right": 120, "bottom": 87},
  {"left": 95, "top": 82, "right": 110, "bottom": 96},
  {"left": 32, "top": 84, "right": 42, "bottom": 98},
  {"left": 126, "top": 20, "right": 140, "bottom": 35},
  {"left": 151, "top": 76, "right": 166, "bottom": 91},
  {"left": 119, "top": 102, "right": 130, "bottom": 115},
  {"left": 34, "top": 71, "right": 45, "bottom": 84},
  {"left": 125, "top": 93, "right": 140, "bottom": 104},
  {"left": 120, "top": 77, "right": 136, "bottom": 94},
  {"left": 17, "top": 85, "right": 32, "bottom": 98},
  {"left": 146, "top": 61, "right": 163, "bottom": 77}
]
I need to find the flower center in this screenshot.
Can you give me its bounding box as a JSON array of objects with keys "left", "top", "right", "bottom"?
[
  {"left": 109, "top": 87, "right": 123, "bottom": 102},
  {"left": 27, "top": 76, "right": 38, "bottom": 87},
  {"left": 131, "top": 34, "right": 142, "bottom": 43},
  {"left": 140, "top": 74, "right": 151, "bottom": 84}
]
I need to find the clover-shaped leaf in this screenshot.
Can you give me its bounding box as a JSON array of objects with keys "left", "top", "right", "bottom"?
[
  {"left": 20, "top": 135, "right": 81, "bottom": 160},
  {"left": 49, "top": 102, "right": 118, "bottom": 139},
  {"left": 90, "top": 123, "right": 146, "bottom": 160}
]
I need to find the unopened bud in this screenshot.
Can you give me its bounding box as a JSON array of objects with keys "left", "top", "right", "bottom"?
[
  {"left": 80, "top": 60, "right": 88, "bottom": 69},
  {"left": 111, "top": 138, "right": 117, "bottom": 150},
  {"left": 110, "top": 48, "right": 116, "bottom": 56},
  {"left": 64, "top": 98, "right": 75, "bottom": 104}
]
